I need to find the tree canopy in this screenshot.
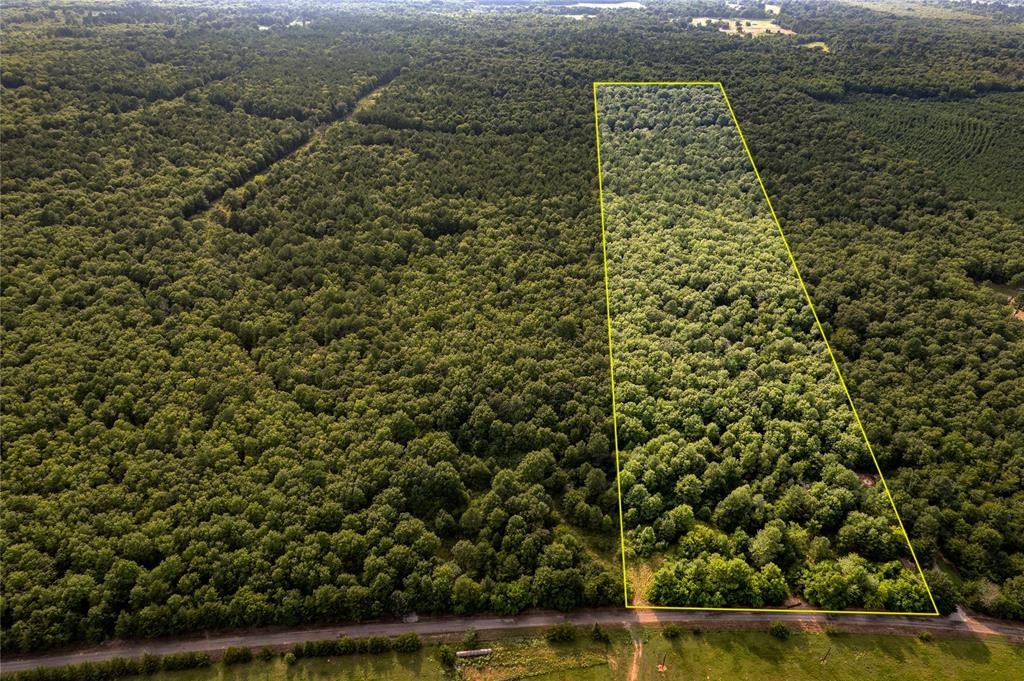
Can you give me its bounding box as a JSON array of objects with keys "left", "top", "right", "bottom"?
[{"left": 2, "top": 0, "right": 1022, "bottom": 651}]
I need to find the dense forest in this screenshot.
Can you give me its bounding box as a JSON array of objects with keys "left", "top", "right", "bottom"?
[
  {"left": 2, "top": 0, "right": 1023, "bottom": 653},
  {"left": 597, "top": 84, "right": 930, "bottom": 612}
]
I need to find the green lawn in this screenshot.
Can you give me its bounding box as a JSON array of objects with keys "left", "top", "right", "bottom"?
[
  {"left": 146, "top": 650, "right": 444, "bottom": 681},
  {"left": 457, "top": 635, "right": 611, "bottom": 680},
  {"left": 636, "top": 629, "right": 1024, "bottom": 681},
  {"left": 116, "top": 629, "right": 1024, "bottom": 680}
]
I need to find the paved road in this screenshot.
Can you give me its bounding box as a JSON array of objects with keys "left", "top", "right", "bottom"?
[{"left": 3, "top": 607, "right": 1022, "bottom": 672}]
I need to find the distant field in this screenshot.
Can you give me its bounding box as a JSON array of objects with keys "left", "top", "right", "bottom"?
[
  {"left": 119, "top": 628, "right": 1024, "bottom": 681},
  {"left": 838, "top": 0, "right": 993, "bottom": 21},
  {"left": 835, "top": 92, "right": 1024, "bottom": 218},
  {"left": 690, "top": 17, "right": 796, "bottom": 36}
]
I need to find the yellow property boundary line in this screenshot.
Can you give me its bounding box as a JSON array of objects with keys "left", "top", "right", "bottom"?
[{"left": 591, "top": 81, "right": 939, "bottom": 617}]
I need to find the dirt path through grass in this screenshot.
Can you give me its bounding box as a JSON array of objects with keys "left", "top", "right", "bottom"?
[{"left": 627, "top": 629, "right": 642, "bottom": 681}]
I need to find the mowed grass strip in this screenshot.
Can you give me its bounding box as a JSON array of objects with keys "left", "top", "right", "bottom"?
[
  {"left": 144, "top": 648, "right": 443, "bottom": 681},
  {"left": 635, "top": 630, "right": 1024, "bottom": 681},
  {"left": 459, "top": 635, "right": 612, "bottom": 681}
]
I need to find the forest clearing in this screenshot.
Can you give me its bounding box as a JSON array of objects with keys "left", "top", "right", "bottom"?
[{"left": 690, "top": 17, "right": 797, "bottom": 35}]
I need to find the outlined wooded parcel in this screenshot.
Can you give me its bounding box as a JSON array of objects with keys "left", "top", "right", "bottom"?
[{"left": 593, "top": 82, "right": 938, "bottom": 615}]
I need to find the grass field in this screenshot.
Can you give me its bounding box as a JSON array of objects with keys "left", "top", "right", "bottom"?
[
  {"left": 122, "top": 627, "right": 1024, "bottom": 681},
  {"left": 457, "top": 635, "right": 611, "bottom": 681},
  {"left": 634, "top": 629, "right": 1024, "bottom": 681},
  {"left": 144, "top": 650, "right": 445, "bottom": 680}
]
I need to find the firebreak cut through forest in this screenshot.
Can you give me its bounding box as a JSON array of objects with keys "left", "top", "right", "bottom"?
[
  {"left": 1, "top": 0, "right": 1023, "bottom": 654},
  {"left": 596, "top": 84, "right": 931, "bottom": 612}
]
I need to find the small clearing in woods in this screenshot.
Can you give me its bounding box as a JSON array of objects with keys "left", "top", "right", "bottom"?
[
  {"left": 980, "top": 281, "right": 1024, "bottom": 322},
  {"left": 800, "top": 41, "right": 831, "bottom": 52},
  {"left": 354, "top": 84, "right": 390, "bottom": 115}
]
